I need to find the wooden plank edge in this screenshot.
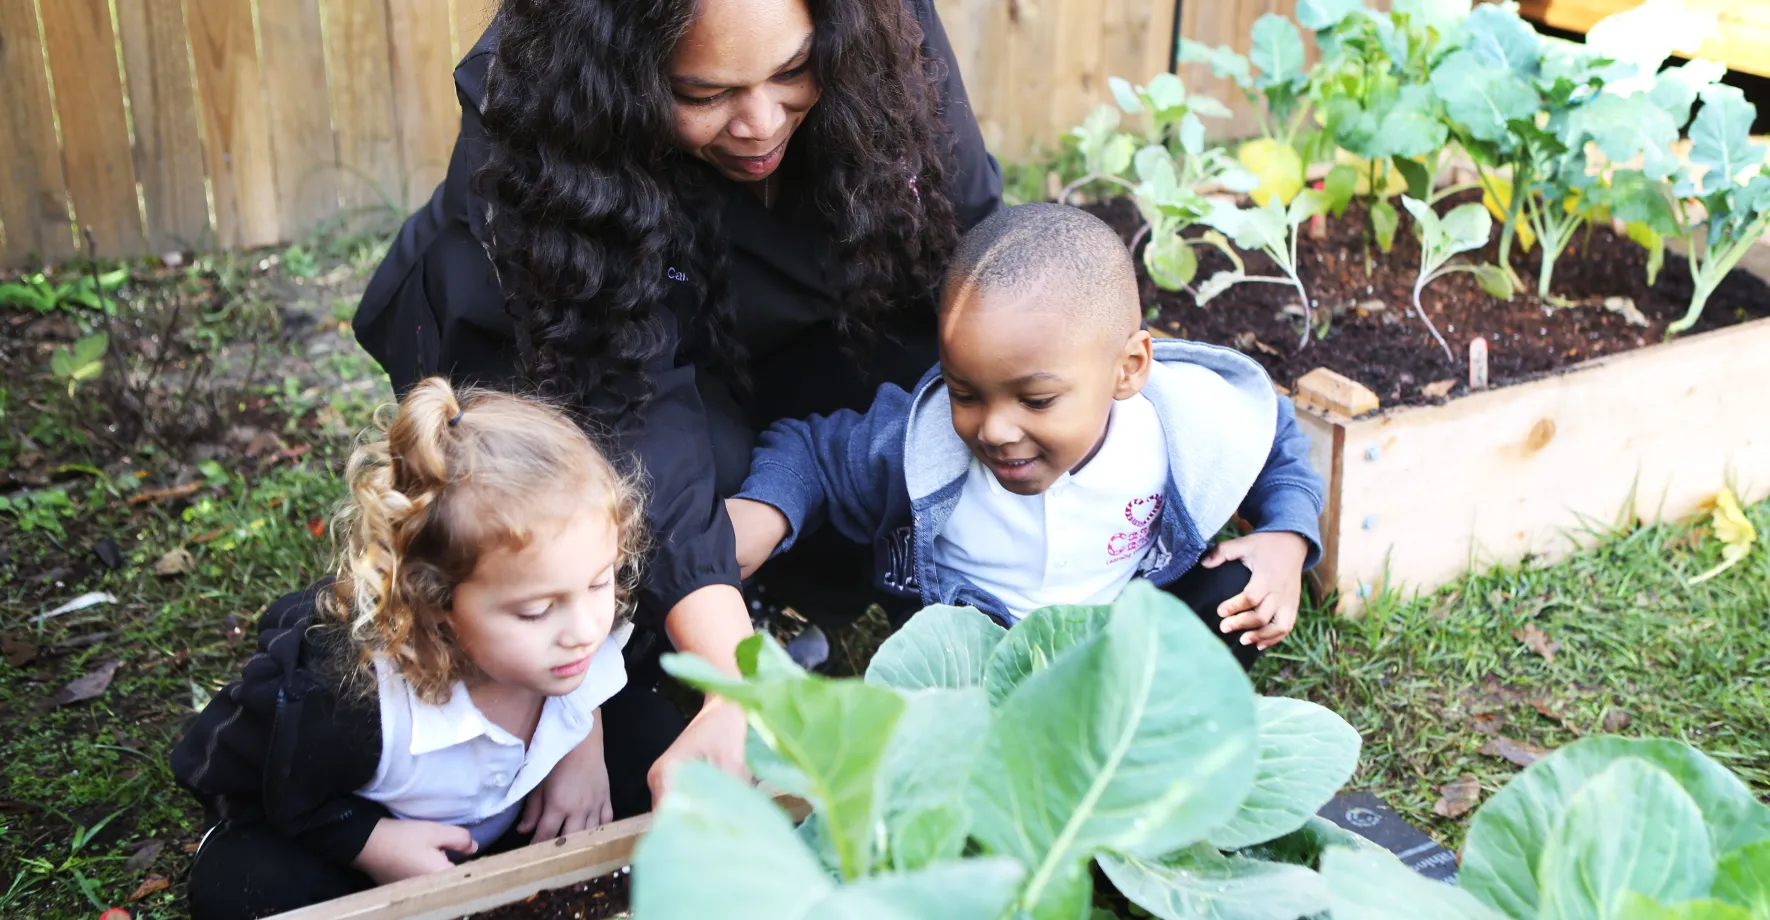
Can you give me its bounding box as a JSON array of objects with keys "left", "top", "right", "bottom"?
[{"left": 269, "top": 795, "right": 809, "bottom": 920}]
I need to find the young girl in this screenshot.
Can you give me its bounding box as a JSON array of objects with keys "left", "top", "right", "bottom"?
[{"left": 171, "top": 378, "right": 665, "bottom": 920}]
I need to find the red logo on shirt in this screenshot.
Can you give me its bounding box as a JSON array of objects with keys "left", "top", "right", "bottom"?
[
  {"left": 1107, "top": 529, "right": 1152, "bottom": 563},
  {"left": 1125, "top": 495, "right": 1163, "bottom": 526}
]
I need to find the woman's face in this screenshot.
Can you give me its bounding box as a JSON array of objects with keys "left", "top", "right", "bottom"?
[{"left": 669, "top": 0, "right": 820, "bottom": 183}]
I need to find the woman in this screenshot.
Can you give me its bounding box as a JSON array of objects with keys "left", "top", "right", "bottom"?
[{"left": 354, "top": 0, "right": 1001, "bottom": 808}]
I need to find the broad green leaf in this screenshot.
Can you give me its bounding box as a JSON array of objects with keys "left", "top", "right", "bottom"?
[
  {"left": 1712, "top": 840, "right": 1770, "bottom": 915},
  {"left": 1102, "top": 135, "right": 1136, "bottom": 179},
  {"left": 50, "top": 350, "right": 75, "bottom": 379},
  {"left": 1296, "top": 0, "right": 1363, "bottom": 32},
  {"left": 631, "top": 761, "right": 832, "bottom": 919},
  {"left": 1616, "top": 894, "right": 1755, "bottom": 920},
  {"left": 1430, "top": 51, "right": 1540, "bottom": 145},
  {"left": 1571, "top": 93, "right": 1680, "bottom": 180},
  {"left": 1194, "top": 270, "right": 1247, "bottom": 306},
  {"left": 1147, "top": 73, "right": 1187, "bottom": 113},
  {"left": 968, "top": 582, "right": 1259, "bottom": 913},
  {"left": 1689, "top": 85, "right": 1765, "bottom": 187},
  {"left": 664, "top": 653, "right": 907, "bottom": 879},
  {"left": 1649, "top": 59, "right": 1727, "bottom": 127},
  {"left": 1188, "top": 95, "right": 1235, "bottom": 119},
  {"left": 1238, "top": 814, "right": 1386, "bottom": 867},
  {"left": 1208, "top": 697, "right": 1362, "bottom": 849},
  {"left": 1250, "top": 15, "right": 1305, "bottom": 84},
  {"left": 1537, "top": 758, "right": 1715, "bottom": 920},
  {"left": 866, "top": 604, "right": 1006, "bottom": 691},
  {"left": 738, "top": 631, "right": 807, "bottom": 680},
  {"left": 1401, "top": 195, "right": 1445, "bottom": 251},
  {"left": 1099, "top": 845, "right": 1329, "bottom": 920},
  {"left": 1110, "top": 76, "right": 1143, "bottom": 114},
  {"left": 1626, "top": 221, "right": 1666, "bottom": 286},
  {"left": 1370, "top": 199, "right": 1399, "bottom": 253},
  {"left": 1033, "top": 859, "right": 1095, "bottom": 920},
  {"left": 1146, "top": 233, "right": 1200, "bottom": 291},
  {"left": 1464, "top": 3, "right": 1542, "bottom": 77},
  {"left": 1393, "top": 0, "right": 1472, "bottom": 38},
  {"left": 879, "top": 688, "right": 990, "bottom": 870},
  {"left": 1179, "top": 42, "right": 1253, "bottom": 90},
  {"left": 1324, "top": 165, "right": 1360, "bottom": 218},
  {"left": 72, "top": 332, "right": 109, "bottom": 364},
  {"left": 1606, "top": 171, "right": 1680, "bottom": 236},
  {"left": 1179, "top": 112, "right": 1207, "bottom": 157},
  {"left": 1393, "top": 156, "right": 1434, "bottom": 202},
  {"left": 1461, "top": 737, "right": 1770, "bottom": 920},
  {"left": 811, "top": 859, "right": 1026, "bottom": 920},
  {"left": 1322, "top": 845, "right": 1507, "bottom": 920},
  {"left": 983, "top": 604, "right": 1110, "bottom": 707},
  {"left": 1375, "top": 86, "right": 1450, "bottom": 160},
  {"left": 1203, "top": 199, "right": 1287, "bottom": 253},
  {"left": 747, "top": 727, "right": 810, "bottom": 797},
  {"left": 1471, "top": 263, "right": 1515, "bottom": 300},
  {"left": 1440, "top": 202, "right": 1494, "bottom": 255},
  {"left": 1136, "top": 145, "right": 1181, "bottom": 199},
  {"left": 1287, "top": 188, "right": 1333, "bottom": 225}
]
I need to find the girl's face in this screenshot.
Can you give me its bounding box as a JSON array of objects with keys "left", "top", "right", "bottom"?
[
  {"left": 447, "top": 505, "right": 621, "bottom": 698},
  {"left": 669, "top": 0, "right": 819, "bottom": 183}
]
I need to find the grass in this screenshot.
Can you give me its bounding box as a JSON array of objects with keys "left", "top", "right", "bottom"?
[{"left": 2, "top": 210, "right": 1766, "bottom": 918}]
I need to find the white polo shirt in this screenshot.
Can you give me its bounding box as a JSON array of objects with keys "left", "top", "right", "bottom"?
[
  {"left": 930, "top": 393, "right": 1169, "bottom": 622},
  {"left": 356, "top": 624, "right": 630, "bottom": 847}
]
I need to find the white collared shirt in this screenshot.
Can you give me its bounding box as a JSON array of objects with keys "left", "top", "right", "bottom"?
[
  {"left": 930, "top": 393, "right": 1169, "bottom": 622},
  {"left": 356, "top": 624, "right": 630, "bottom": 847}
]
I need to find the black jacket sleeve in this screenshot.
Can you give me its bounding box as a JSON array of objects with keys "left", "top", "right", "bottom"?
[
  {"left": 169, "top": 583, "right": 389, "bottom": 866},
  {"left": 910, "top": 0, "right": 1002, "bottom": 232}
]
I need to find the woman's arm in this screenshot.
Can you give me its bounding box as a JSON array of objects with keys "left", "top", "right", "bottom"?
[{"left": 647, "top": 584, "right": 754, "bottom": 803}]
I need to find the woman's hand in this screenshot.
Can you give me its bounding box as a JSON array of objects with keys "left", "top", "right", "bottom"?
[
  {"left": 351, "top": 818, "right": 476, "bottom": 885},
  {"left": 650, "top": 584, "right": 756, "bottom": 804},
  {"left": 726, "top": 498, "right": 790, "bottom": 579},
  {"left": 520, "top": 711, "right": 613, "bottom": 840},
  {"left": 1201, "top": 531, "right": 1309, "bottom": 651}
]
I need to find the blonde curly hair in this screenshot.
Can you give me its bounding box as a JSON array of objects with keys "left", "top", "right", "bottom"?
[{"left": 327, "top": 377, "right": 646, "bottom": 704}]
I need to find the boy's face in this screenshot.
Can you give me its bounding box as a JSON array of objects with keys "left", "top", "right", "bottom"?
[{"left": 938, "top": 286, "right": 1152, "bottom": 496}]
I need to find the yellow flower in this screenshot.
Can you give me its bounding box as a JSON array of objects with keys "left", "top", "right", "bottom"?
[
  {"left": 1238, "top": 139, "right": 1305, "bottom": 207},
  {"left": 1689, "top": 487, "right": 1758, "bottom": 584}
]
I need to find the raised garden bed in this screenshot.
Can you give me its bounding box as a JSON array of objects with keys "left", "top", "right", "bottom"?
[{"left": 1095, "top": 193, "right": 1770, "bottom": 611}]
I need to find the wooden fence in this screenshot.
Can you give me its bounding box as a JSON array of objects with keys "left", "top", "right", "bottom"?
[{"left": 1, "top": 0, "right": 1303, "bottom": 269}]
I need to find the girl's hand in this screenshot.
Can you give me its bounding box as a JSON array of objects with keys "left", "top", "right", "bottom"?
[
  {"left": 1201, "top": 531, "right": 1309, "bottom": 651},
  {"left": 648, "top": 695, "right": 750, "bottom": 805},
  {"left": 520, "top": 711, "right": 614, "bottom": 839},
  {"left": 352, "top": 818, "right": 476, "bottom": 885}
]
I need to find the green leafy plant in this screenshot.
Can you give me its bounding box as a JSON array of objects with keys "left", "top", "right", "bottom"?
[
  {"left": 1063, "top": 75, "right": 1257, "bottom": 293},
  {"left": 12, "top": 809, "right": 126, "bottom": 910},
  {"left": 634, "top": 581, "right": 1364, "bottom": 919},
  {"left": 48, "top": 333, "right": 110, "bottom": 397},
  {"left": 0, "top": 269, "right": 128, "bottom": 315},
  {"left": 1179, "top": 14, "right": 1316, "bottom": 208},
  {"left": 1401, "top": 195, "right": 1510, "bottom": 360},
  {"left": 1195, "top": 190, "right": 1334, "bottom": 347},
  {"left": 1322, "top": 736, "right": 1770, "bottom": 919}
]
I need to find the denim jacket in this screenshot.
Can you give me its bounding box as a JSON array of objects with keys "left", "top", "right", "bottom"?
[{"left": 736, "top": 339, "right": 1325, "bottom": 622}]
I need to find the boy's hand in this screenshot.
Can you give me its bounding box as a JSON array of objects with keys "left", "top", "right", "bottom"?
[
  {"left": 726, "top": 498, "right": 790, "bottom": 579},
  {"left": 352, "top": 818, "right": 476, "bottom": 884},
  {"left": 1201, "top": 531, "right": 1309, "bottom": 651},
  {"left": 520, "top": 710, "right": 613, "bottom": 839}
]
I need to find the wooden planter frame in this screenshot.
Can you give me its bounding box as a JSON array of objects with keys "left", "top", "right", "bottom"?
[
  {"left": 270, "top": 797, "right": 809, "bottom": 920},
  {"left": 1290, "top": 254, "right": 1770, "bottom": 612}
]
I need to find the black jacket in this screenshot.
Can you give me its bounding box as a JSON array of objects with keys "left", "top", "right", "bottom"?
[
  {"left": 170, "top": 582, "right": 388, "bottom": 865},
  {"left": 352, "top": 1, "right": 1002, "bottom": 628}
]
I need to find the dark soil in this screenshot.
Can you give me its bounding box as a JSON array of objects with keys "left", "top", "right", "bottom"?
[
  {"left": 1085, "top": 195, "right": 1770, "bottom": 409},
  {"left": 466, "top": 867, "right": 630, "bottom": 920}
]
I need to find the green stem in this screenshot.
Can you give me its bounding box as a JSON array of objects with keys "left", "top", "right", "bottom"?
[
  {"left": 1667, "top": 213, "right": 1770, "bottom": 334},
  {"left": 1427, "top": 181, "right": 1484, "bottom": 204}
]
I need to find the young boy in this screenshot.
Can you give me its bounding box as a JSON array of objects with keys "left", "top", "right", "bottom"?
[{"left": 725, "top": 203, "right": 1324, "bottom": 665}]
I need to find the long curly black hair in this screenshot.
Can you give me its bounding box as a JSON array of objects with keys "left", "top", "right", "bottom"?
[{"left": 476, "top": 0, "right": 959, "bottom": 427}]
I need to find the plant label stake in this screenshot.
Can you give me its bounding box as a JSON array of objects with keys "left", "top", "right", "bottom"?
[{"left": 1469, "top": 338, "right": 1488, "bottom": 390}]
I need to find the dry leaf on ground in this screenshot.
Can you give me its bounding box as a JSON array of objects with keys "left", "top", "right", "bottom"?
[
  {"left": 1433, "top": 775, "right": 1482, "bottom": 818},
  {"left": 123, "top": 839, "right": 164, "bottom": 873},
  {"left": 154, "top": 548, "right": 195, "bottom": 576},
  {"left": 1513, "top": 624, "right": 1560, "bottom": 663},
  {"left": 2, "top": 634, "right": 38, "bottom": 668},
  {"left": 127, "top": 876, "right": 170, "bottom": 902},
  {"left": 1480, "top": 736, "right": 1552, "bottom": 767},
  {"left": 1422, "top": 379, "right": 1457, "bottom": 398},
  {"left": 53, "top": 659, "right": 123, "bottom": 706},
  {"left": 1602, "top": 296, "right": 1650, "bottom": 327},
  {"left": 1602, "top": 708, "right": 1632, "bottom": 732},
  {"left": 1529, "top": 698, "right": 1582, "bottom": 735},
  {"left": 1469, "top": 710, "right": 1506, "bottom": 734}
]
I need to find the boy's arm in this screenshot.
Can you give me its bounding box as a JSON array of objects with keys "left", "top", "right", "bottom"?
[
  {"left": 734, "top": 383, "right": 914, "bottom": 558},
  {"left": 1239, "top": 397, "right": 1326, "bottom": 570}
]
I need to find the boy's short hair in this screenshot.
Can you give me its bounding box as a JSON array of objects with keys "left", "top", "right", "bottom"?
[{"left": 941, "top": 202, "right": 1140, "bottom": 338}]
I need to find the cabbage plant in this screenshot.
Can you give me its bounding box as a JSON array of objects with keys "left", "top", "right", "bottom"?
[{"left": 631, "top": 581, "right": 1365, "bottom": 919}]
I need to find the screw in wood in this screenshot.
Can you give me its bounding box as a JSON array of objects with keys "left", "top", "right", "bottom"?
[
  {"left": 1362, "top": 515, "right": 1378, "bottom": 531},
  {"left": 1364, "top": 446, "right": 1380, "bottom": 462}
]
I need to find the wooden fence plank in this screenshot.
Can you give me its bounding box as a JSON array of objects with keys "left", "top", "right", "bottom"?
[
  {"left": 258, "top": 0, "right": 338, "bottom": 239},
  {"left": 324, "top": 0, "right": 401, "bottom": 213},
  {"left": 187, "top": 0, "right": 281, "bottom": 248},
  {"left": 385, "top": 0, "right": 459, "bottom": 209},
  {"left": 0, "top": 0, "right": 75, "bottom": 265},
  {"left": 450, "top": 0, "right": 493, "bottom": 58},
  {"left": 117, "top": 0, "right": 212, "bottom": 255},
  {"left": 39, "top": 0, "right": 147, "bottom": 258}
]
